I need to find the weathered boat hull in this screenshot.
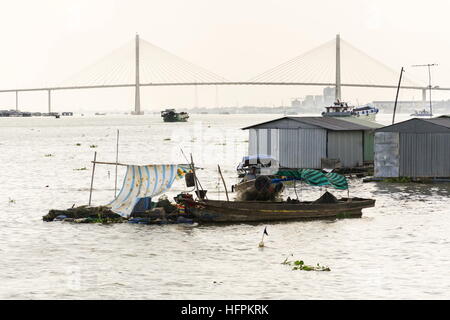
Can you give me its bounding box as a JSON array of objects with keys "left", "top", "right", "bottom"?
[
  {"left": 233, "top": 179, "right": 284, "bottom": 201},
  {"left": 187, "top": 198, "right": 375, "bottom": 223}
]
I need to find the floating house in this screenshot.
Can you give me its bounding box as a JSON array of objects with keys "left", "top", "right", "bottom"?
[
  {"left": 242, "top": 117, "right": 382, "bottom": 169},
  {"left": 374, "top": 116, "right": 450, "bottom": 178}
]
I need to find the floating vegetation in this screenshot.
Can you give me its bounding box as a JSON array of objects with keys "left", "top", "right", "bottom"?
[
  {"left": 8, "top": 198, "right": 16, "bottom": 204},
  {"left": 44, "top": 154, "right": 54, "bottom": 157},
  {"left": 75, "top": 143, "right": 81, "bottom": 146},
  {"left": 282, "top": 255, "right": 331, "bottom": 272},
  {"left": 74, "top": 167, "right": 87, "bottom": 171},
  {"left": 164, "top": 138, "right": 171, "bottom": 141},
  {"left": 89, "top": 145, "right": 98, "bottom": 148}
]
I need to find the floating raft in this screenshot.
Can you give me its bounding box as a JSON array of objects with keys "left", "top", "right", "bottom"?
[{"left": 43, "top": 204, "right": 194, "bottom": 225}]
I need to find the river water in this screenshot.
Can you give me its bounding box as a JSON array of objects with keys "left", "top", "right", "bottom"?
[{"left": 0, "top": 113, "right": 449, "bottom": 299}]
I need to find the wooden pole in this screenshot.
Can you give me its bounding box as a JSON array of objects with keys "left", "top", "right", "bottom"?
[
  {"left": 88, "top": 151, "right": 97, "bottom": 206},
  {"left": 114, "top": 130, "right": 119, "bottom": 197},
  {"left": 91, "top": 161, "right": 127, "bottom": 166},
  {"left": 217, "top": 165, "right": 229, "bottom": 201},
  {"left": 190, "top": 154, "right": 200, "bottom": 198},
  {"left": 392, "top": 67, "right": 404, "bottom": 124},
  {"left": 180, "top": 148, "right": 205, "bottom": 190}
]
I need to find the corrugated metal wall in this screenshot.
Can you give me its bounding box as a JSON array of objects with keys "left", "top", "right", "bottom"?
[
  {"left": 278, "top": 128, "right": 326, "bottom": 168},
  {"left": 328, "top": 131, "right": 363, "bottom": 168},
  {"left": 258, "top": 129, "right": 269, "bottom": 155},
  {"left": 248, "top": 129, "right": 280, "bottom": 161},
  {"left": 374, "top": 132, "right": 399, "bottom": 177},
  {"left": 270, "top": 129, "right": 280, "bottom": 161},
  {"left": 248, "top": 129, "right": 257, "bottom": 156},
  {"left": 363, "top": 131, "right": 375, "bottom": 162},
  {"left": 399, "top": 133, "right": 450, "bottom": 177}
]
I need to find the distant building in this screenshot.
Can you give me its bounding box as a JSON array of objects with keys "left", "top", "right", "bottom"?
[
  {"left": 314, "top": 95, "right": 324, "bottom": 107},
  {"left": 242, "top": 116, "right": 382, "bottom": 169},
  {"left": 291, "top": 99, "right": 301, "bottom": 108},
  {"left": 375, "top": 116, "right": 450, "bottom": 178},
  {"left": 302, "top": 95, "right": 315, "bottom": 107},
  {"left": 323, "top": 87, "right": 335, "bottom": 105}
]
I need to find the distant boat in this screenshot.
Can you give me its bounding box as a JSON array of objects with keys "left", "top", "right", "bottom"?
[
  {"left": 352, "top": 104, "right": 379, "bottom": 120},
  {"left": 0, "top": 109, "right": 32, "bottom": 117},
  {"left": 410, "top": 109, "right": 433, "bottom": 117},
  {"left": 161, "top": 109, "right": 189, "bottom": 122},
  {"left": 95, "top": 112, "right": 106, "bottom": 116},
  {"left": 322, "top": 101, "right": 379, "bottom": 121}
]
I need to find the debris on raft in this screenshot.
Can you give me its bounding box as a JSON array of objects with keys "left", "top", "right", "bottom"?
[
  {"left": 43, "top": 202, "right": 194, "bottom": 225},
  {"left": 43, "top": 205, "right": 122, "bottom": 222}
]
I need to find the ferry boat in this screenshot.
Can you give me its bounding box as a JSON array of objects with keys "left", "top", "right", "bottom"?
[
  {"left": 161, "top": 109, "right": 189, "bottom": 122},
  {"left": 410, "top": 109, "right": 433, "bottom": 117},
  {"left": 322, "top": 101, "right": 379, "bottom": 121},
  {"left": 353, "top": 104, "right": 379, "bottom": 120}
]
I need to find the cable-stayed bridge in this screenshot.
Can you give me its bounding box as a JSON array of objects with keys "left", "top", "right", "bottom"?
[{"left": 0, "top": 34, "right": 447, "bottom": 114}]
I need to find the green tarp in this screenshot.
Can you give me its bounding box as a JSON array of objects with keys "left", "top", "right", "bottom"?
[{"left": 276, "top": 169, "right": 348, "bottom": 190}]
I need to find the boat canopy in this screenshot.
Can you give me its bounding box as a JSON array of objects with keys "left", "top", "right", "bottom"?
[
  {"left": 107, "top": 164, "right": 190, "bottom": 217},
  {"left": 274, "top": 169, "right": 348, "bottom": 190},
  {"left": 237, "top": 154, "right": 278, "bottom": 169}
]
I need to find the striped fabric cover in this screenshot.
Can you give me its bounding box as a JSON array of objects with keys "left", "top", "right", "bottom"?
[
  {"left": 108, "top": 164, "right": 189, "bottom": 217},
  {"left": 276, "top": 169, "right": 348, "bottom": 190}
]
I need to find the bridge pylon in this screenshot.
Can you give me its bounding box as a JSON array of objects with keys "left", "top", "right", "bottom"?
[
  {"left": 335, "top": 34, "right": 341, "bottom": 101},
  {"left": 132, "top": 33, "right": 143, "bottom": 115}
]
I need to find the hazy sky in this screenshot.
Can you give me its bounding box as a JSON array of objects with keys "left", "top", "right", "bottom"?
[{"left": 1, "top": 0, "right": 450, "bottom": 112}]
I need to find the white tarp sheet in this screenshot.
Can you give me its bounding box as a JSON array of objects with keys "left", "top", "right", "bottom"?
[{"left": 107, "top": 164, "right": 188, "bottom": 217}]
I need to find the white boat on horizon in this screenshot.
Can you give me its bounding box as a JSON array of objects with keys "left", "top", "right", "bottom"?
[
  {"left": 410, "top": 109, "right": 433, "bottom": 117},
  {"left": 321, "top": 101, "right": 379, "bottom": 121}
]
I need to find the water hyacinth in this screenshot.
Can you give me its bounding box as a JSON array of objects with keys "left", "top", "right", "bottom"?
[{"left": 282, "top": 255, "right": 331, "bottom": 272}]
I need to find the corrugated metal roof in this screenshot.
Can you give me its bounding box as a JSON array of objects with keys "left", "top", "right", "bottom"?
[
  {"left": 424, "top": 117, "right": 450, "bottom": 128},
  {"left": 377, "top": 118, "right": 450, "bottom": 133},
  {"left": 242, "top": 116, "right": 374, "bottom": 131},
  {"left": 338, "top": 117, "right": 384, "bottom": 129}
]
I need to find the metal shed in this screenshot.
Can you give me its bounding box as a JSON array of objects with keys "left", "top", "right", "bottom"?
[
  {"left": 242, "top": 117, "right": 379, "bottom": 169},
  {"left": 338, "top": 117, "right": 383, "bottom": 162},
  {"left": 374, "top": 117, "right": 450, "bottom": 178}
]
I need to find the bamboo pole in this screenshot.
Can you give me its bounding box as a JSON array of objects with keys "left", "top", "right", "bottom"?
[
  {"left": 114, "top": 130, "right": 119, "bottom": 197},
  {"left": 217, "top": 165, "right": 229, "bottom": 201},
  {"left": 88, "top": 151, "right": 97, "bottom": 206},
  {"left": 91, "top": 161, "right": 128, "bottom": 166},
  {"left": 91, "top": 160, "right": 193, "bottom": 167},
  {"left": 190, "top": 154, "right": 200, "bottom": 199},
  {"left": 180, "top": 148, "right": 205, "bottom": 191}
]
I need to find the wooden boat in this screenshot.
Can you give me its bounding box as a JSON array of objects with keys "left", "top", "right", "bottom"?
[
  {"left": 161, "top": 108, "right": 189, "bottom": 122},
  {"left": 233, "top": 176, "right": 284, "bottom": 201},
  {"left": 182, "top": 195, "right": 375, "bottom": 223}
]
